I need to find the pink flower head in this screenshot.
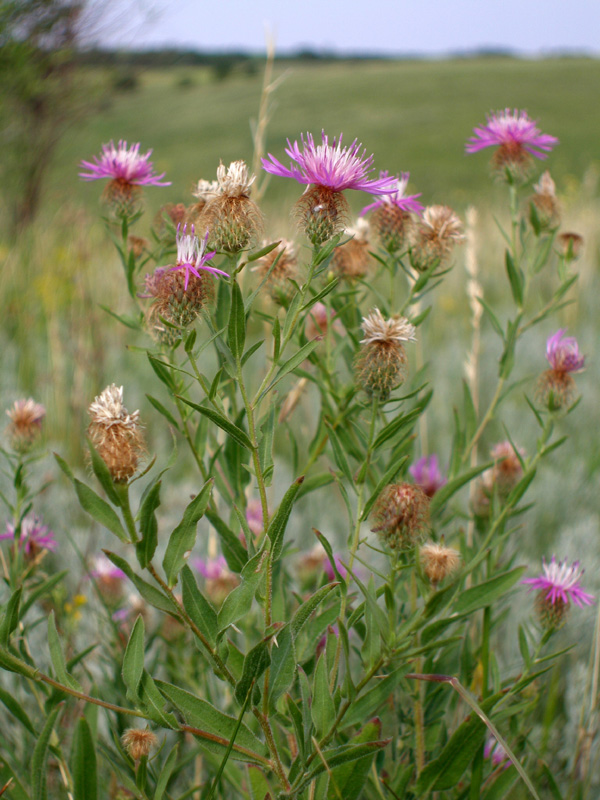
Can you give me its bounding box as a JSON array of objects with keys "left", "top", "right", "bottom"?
[
  {"left": 361, "top": 172, "right": 424, "bottom": 216},
  {"left": 193, "top": 555, "right": 229, "bottom": 581},
  {"left": 323, "top": 554, "right": 347, "bottom": 582},
  {"left": 79, "top": 140, "right": 171, "bottom": 186},
  {"left": 523, "top": 557, "right": 594, "bottom": 608},
  {"left": 89, "top": 553, "right": 126, "bottom": 582},
  {"left": 484, "top": 737, "right": 511, "bottom": 769},
  {"left": 545, "top": 329, "right": 585, "bottom": 373},
  {"left": 466, "top": 109, "right": 558, "bottom": 159},
  {"left": 262, "top": 131, "right": 397, "bottom": 194},
  {"left": 0, "top": 513, "right": 56, "bottom": 556},
  {"left": 409, "top": 455, "right": 447, "bottom": 498},
  {"left": 170, "top": 225, "right": 227, "bottom": 290}
]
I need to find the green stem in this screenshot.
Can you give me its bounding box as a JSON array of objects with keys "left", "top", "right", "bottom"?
[{"left": 115, "top": 483, "right": 138, "bottom": 543}]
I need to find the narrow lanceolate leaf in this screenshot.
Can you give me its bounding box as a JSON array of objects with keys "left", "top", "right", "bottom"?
[
  {"left": 136, "top": 480, "right": 161, "bottom": 569},
  {"left": 0, "top": 645, "right": 37, "bottom": 678},
  {"left": 235, "top": 640, "right": 271, "bottom": 704},
  {"left": 328, "top": 719, "right": 383, "bottom": 800},
  {"left": 205, "top": 510, "right": 248, "bottom": 573},
  {"left": 228, "top": 279, "right": 246, "bottom": 361},
  {"left": 343, "top": 668, "right": 408, "bottom": 728},
  {"left": 291, "top": 583, "right": 340, "bottom": 639},
  {"left": 139, "top": 671, "right": 178, "bottom": 728},
  {"left": 73, "top": 479, "right": 128, "bottom": 542},
  {"left": 32, "top": 705, "right": 63, "bottom": 800},
  {"left": 454, "top": 567, "right": 527, "bottom": 615},
  {"left": 122, "top": 615, "right": 145, "bottom": 699},
  {"left": 218, "top": 549, "right": 269, "bottom": 631},
  {"left": 104, "top": 551, "right": 180, "bottom": 617},
  {"left": 429, "top": 461, "right": 493, "bottom": 515},
  {"left": 268, "top": 476, "right": 305, "bottom": 563},
  {"left": 0, "top": 685, "right": 36, "bottom": 734},
  {"left": 0, "top": 587, "right": 22, "bottom": 646},
  {"left": 260, "top": 340, "right": 319, "bottom": 400},
  {"left": 360, "top": 456, "right": 409, "bottom": 522},
  {"left": 48, "top": 612, "right": 82, "bottom": 691},
  {"left": 146, "top": 393, "right": 180, "bottom": 429},
  {"left": 181, "top": 565, "right": 218, "bottom": 647},
  {"left": 505, "top": 249, "right": 524, "bottom": 307},
  {"left": 301, "top": 741, "right": 390, "bottom": 789},
  {"left": 88, "top": 440, "right": 121, "bottom": 506},
  {"left": 268, "top": 625, "right": 296, "bottom": 708},
  {"left": 177, "top": 397, "right": 254, "bottom": 450},
  {"left": 154, "top": 744, "right": 178, "bottom": 800},
  {"left": 162, "top": 478, "right": 213, "bottom": 587},
  {"left": 71, "top": 717, "right": 97, "bottom": 800},
  {"left": 311, "top": 654, "right": 336, "bottom": 738}
]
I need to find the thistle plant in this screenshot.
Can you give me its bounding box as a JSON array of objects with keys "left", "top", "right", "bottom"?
[{"left": 0, "top": 110, "right": 596, "bottom": 800}]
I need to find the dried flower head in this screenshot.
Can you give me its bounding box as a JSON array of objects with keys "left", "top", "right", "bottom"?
[
  {"left": 89, "top": 553, "right": 126, "bottom": 600},
  {"left": 192, "top": 178, "right": 220, "bottom": 202},
  {"left": 490, "top": 441, "right": 525, "bottom": 495},
  {"left": 153, "top": 203, "right": 187, "bottom": 240},
  {"left": 252, "top": 239, "right": 300, "bottom": 305},
  {"left": 410, "top": 205, "right": 465, "bottom": 272},
  {"left": 558, "top": 232, "right": 583, "bottom": 260},
  {"left": 262, "top": 131, "right": 395, "bottom": 245},
  {"left": 6, "top": 398, "right": 45, "bottom": 451},
  {"left": 0, "top": 513, "right": 56, "bottom": 559},
  {"left": 536, "top": 329, "right": 584, "bottom": 411},
  {"left": 331, "top": 219, "right": 372, "bottom": 279},
  {"left": 420, "top": 542, "right": 461, "bottom": 586},
  {"left": 194, "top": 556, "right": 239, "bottom": 606},
  {"left": 305, "top": 302, "right": 341, "bottom": 340},
  {"left": 371, "top": 483, "right": 430, "bottom": 551},
  {"left": 201, "top": 160, "right": 263, "bottom": 252},
  {"left": 79, "top": 140, "right": 170, "bottom": 216},
  {"left": 466, "top": 109, "right": 558, "bottom": 182},
  {"left": 128, "top": 235, "right": 148, "bottom": 259},
  {"left": 121, "top": 728, "right": 158, "bottom": 761},
  {"left": 409, "top": 455, "right": 447, "bottom": 497},
  {"left": 88, "top": 385, "right": 146, "bottom": 483},
  {"left": 530, "top": 171, "right": 561, "bottom": 231},
  {"left": 523, "top": 556, "right": 594, "bottom": 629},
  {"left": 355, "top": 309, "right": 416, "bottom": 400}
]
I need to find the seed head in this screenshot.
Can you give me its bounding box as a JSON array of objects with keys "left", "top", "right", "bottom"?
[
  {"left": 371, "top": 483, "right": 430, "bottom": 551},
  {"left": 530, "top": 171, "right": 561, "bottom": 231},
  {"left": 410, "top": 205, "right": 465, "bottom": 272},
  {"left": 88, "top": 385, "right": 146, "bottom": 483},
  {"left": 558, "top": 232, "right": 583, "bottom": 261},
  {"left": 420, "top": 542, "right": 461, "bottom": 586},
  {"left": 252, "top": 239, "right": 300, "bottom": 305},
  {"left": 6, "top": 398, "right": 45, "bottom": 451},
  {"left": 121, "top": 728, "right": 158, "bottom": 761},
  {"left": 305, "top": 302, "right": 341, "bottom": 340},
  {"left": 490, "top": 441, "right": 525, "bottom": 495},
  {"left": 331, "top": 219, "right": 372, "bottom": 279},
  {"left": 201, "top": 161, "right": 263, "bottom": 252},
  {"left": 355, "top": 309, "right": 416, "bottom": 400}
]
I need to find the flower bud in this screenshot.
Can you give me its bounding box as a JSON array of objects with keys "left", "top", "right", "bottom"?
[
  {"left": 6, "top": 398, "right": 45, "bottom": 452},
  {"left": 529, "top": 171, "right": 560, "bottom": 231},
  {"left": 535, "top": 329, "right": 584, "bottom": 412},
  {"left": 410, "top": 206, "right": 465, "bottom": 272},
  {"left": 294, "top": 185, "right": 349, "bottom": 246},
  {"left": 252, "top": 239, "right": 299, "bottom": 305},
  {"left": 354, "top": 309, "right": 416, "bottom": 400},
  {"left": 88, "top": 385, "right": 146, "bottom": 483},
  {"left": 331, "top": 219, "right": 371, "bottom": 279},
  {"left": 371, "top": 483, "right": 430, "bottom": 551},
  {"left": 420, "top": 542, "right": 461, "bottom": 586},
  {"left": 121, "top": 728, "right": 158, "bottom": 761},
  {"left": 557, "top": 232, "right": 583, "bottom": 261},
  {"left": 490, "top": 441, "right": 525, "bottom": 496}
]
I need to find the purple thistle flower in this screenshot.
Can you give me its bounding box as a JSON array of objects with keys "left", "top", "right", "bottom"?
[
  {"left": 89, "top": 553, "right": 126, "bottom": 581},
  {"left": 361, "top": 172, "right": 424, "bottom": 216},
  {"left": 323, "top": 554, "right": 348, "bottom": 582},
  {"left": 262, "top": 131, "right": 397, "bottom": 194},
  {"left": 523, "top": 557, "right": 594, "bottom": 608},
  {"left": 545, "top": 329, "right": 585, "bottom": 373},
  {"left": 0, "top": 513, "right": 56, "bottom": 556},
  {"left": 170, "top": 225, "right": 228, "bottom": 290},
  {"left": 484, "top": 738, "right": 511, "bottom": 769},
  {"left": 193, "top": 555, "right": 230, "bottom": 581},
  {"left": 79, "top": 140, "right": 171, "bottom": 186},
  {"left": 409, "top": 455, "right": 447, "bottom": 498},
  {"left": 466, "top": 109, "right": 558, "bottom": 159}
]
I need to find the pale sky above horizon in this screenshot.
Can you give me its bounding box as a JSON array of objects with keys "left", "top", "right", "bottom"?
[{"left": 88, "top": 0, "right": 600, "bottom": 55}]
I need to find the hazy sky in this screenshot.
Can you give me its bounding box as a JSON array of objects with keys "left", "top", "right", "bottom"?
[{"left": 91, "top": 0, "right": 600, "bottom": 54}]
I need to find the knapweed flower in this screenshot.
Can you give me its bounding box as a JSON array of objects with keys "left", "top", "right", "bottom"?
[
  {"left": 558, "top": 232, "right": 584, "bottom": 261},
  {"left": 331, "top": 219, "right": 372, "bottom": 280},
  {"left": 170, "top": 225, "right": 226, "bottom": 290},
  {"left": 262, "top": 131, "right": 395, "bottom": 245},
  {"left": 79, "top": 140, "right": 170, "bottom": 215},
  {"left": 88, "top": 385, "right": 146, "bottom": 483},
  {"left": 484, "top": 738, "right": 511, "bottom": 769},
  {"left": 200, "top": 160, "right": 263, "bottom": 252},
  {"left": 1, "top": 513, "right": 56, "bottom": 559},
  {"left": 194, "top": 556, "right": 239, "bottom": 606},
  {"left": 409, "top": 205, "right": 465, "bottom": 272},
  {"left": 472, "top": 441, "right": 525, "bottom": 516},
  {"left": 530, "top": 171, "right": 561, "bottom": 232},
  {"left": 361, "top": 171, "right": 423, "bottom": 253},
  {"left": 523, "top": 556, "right": 594, "bottom": 628},
  {"left": 420, "top": 542, "right": 461, "bottom": 586},
  {"left": 371, "top": 483, "right": 430, "bottom": 551},
  {"left": 305, "top": 302, "right": 342, "bottom": 341},
  {"left": 466, "top": 109, "right": 558, "bottom": 182},
  {"left": 536, "top": 329, "right": 585, "bottom": 411},
  {"left": 89, "top": 553, "right": 126, "bottom": 601},
  {"left": 121, "top": 728, "right": 158, "bottom": 761},
  {"left": 6, "top": 398, "right": 45, "bottom": 451},
  {"left": 354, "top": 309, "right": 416, "bottom": 400},
  {"left": 252, "top": 239, "right": 300, "bottom": 305},
  {"left": 409, "top": 455, "right": 447, "bottom": 497}
]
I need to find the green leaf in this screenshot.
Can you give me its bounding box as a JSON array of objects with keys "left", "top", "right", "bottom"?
[
  {"left": 154, "top": 744, "right": 178, "bottom": 800},
  {"left": 235, "top": 639, "right": 271, "bottom": 704},
  {"left": 258, "top": 405, "right": 276, "bottom": 488},
  {"left": 88, "top": 440, "right": 121, "bottom": 505},
  {"left": 32, "top": 705, "right": 63, "bottom": 800},
  {"left": 343, "top": 668, "right": 407, "bottom": 728},
  {"left": 429, "top": 461, "right": 493, "bottom": 515},
  {"left": 505, "top": 250, "right": 524, "bottom": 307},
  {"left": 136, "top": 480, "right": 161, "bottom": 569},
  {"left": 482, "top": 765, "right": 518, "bottom": 800},
  {"left": 48, "top": 611, "right": 82, "bottom": 691},
  {"left": 73, "top": 479, "right": 128, "bottom": 542},
  {"left": 139, "top": 670, "right": 178, "bottom": 728},
  {"left": 122, "top": 615, "right": 145, "bottom": 699},
  {"left": 260, "top": 340, "right": 319, "bottom": 400},
  {"left": 297, "top": 472, "right": 334, "bottom": 499},
  {"left": 71, "top": 716, "right": 97, "bottom": 800},
  {"left": 177, "top": 397, "right": 254, "bottom": 450},
  {"left": 0, "top": 685, "right": 36, "bottom": 734},
  {"left": 156, "top": 680, "right": 267, "bottom": 762},
  {"left": 205, "top": 509, "right": 248, "bottom": 573},
  {"left": 311, "top": 654, "right": 336, "bottom": 737},
  {"left": 247, "top": 765, "right": 273, "bottom": 800},
  {"left": 325, "top": 421, "right": 354, "bottom": 484},
  {"left": 218, "top": 549, "right": 269, "bottom": 631},
  {"left": 477, "top": 297, "right": 505, "bottom": 339},
  {"left": 0, "top": 645, "right": 38, "bottom": 678},
  {"left": 163, "top": 478, "right": 214, "bottom": 586},
  {"left": 181, "top": 565, "right": 218, "bottom": 647},
  {"left": 146, "top": 394, "right": 180, "bottom": 429},
  {"left": 454, "top": 567, "right": 527, "bottom": 615},
  {"left": 372, "top": 401, "right": 429, "bottom": 451},
  {"left": 104, "top": 551, "right": 180, "bottom": 617},
  {"left": 0, "top": 587, "right": 22, "bottom": 646},
  {"left": 302, "top": 740, "right": 390, "bottom": 789},
  {"left": 267, "top": 625, "right": 296, "bottom": 708},
  {"left": 268, "top": 476, "right": 305, "bottom": 563},
  {"left": 20, "top": 570, "right": 68, "bottom": 619},
  {"left": 147, "top": 353, "right": 176, "bottom": 391},
  {"left": 328, "top": 718, "right": 382, "bottom": 800},
  {"left": 228, "top": 279, "right": 246, "bottom": 360},
  {"left": 292, "top": 583, "right": 341, "bottom": 638},
  {"left": 242, "top": 340, "right": 264, "bottom": 366},
  {"left": 247, "top": 240, "right": 281, "bottom": 262}
]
